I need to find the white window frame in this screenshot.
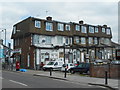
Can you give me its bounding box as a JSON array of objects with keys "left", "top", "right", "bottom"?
[
  {"left": 75, "top": 37, "right": 79, "bottom": 43},
  {"left": 58, "top": 23, "right": 64, "bottom": 31},
  {"left": 81, "top": 37, "right": 86, "bottom": 44},
  {"left": 89, "top": 26, "right": 94, "bottom": 33},
  {"left": 65, "top": 24, "right": 70, "bottom": 31},
  {"left": 94, "top": 37, "right": 98, "bottom": 44},
  {"left": 81, "top": 26, "right": 87, "bottom": 33},
  {"left": 46, "top": 22, "right": 53, "bottom": 31},
  {"left": 102, "top": 28, "right": 106, "bottom": 33},
  {"left": 106, "top": 28, "right": 111, "bottom": 35},
  {"left": 95, "top": 27, "right": 98, "bottom": 33},
  {"left": 88, "top": 37, "right": 93, "bottom": 44},
  {"left": 75, "top": 25, "right": 80, "bottom": 31},
  {"left": 35, "top": 20, "right": 41, "bottom": 28}
]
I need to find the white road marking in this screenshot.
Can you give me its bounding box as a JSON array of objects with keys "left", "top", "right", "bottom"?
[{"left": 9, "top": 80, "right": 28, "bottom": 86}]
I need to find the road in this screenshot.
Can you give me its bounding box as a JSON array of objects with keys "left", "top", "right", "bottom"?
[{"left": 2, "top": 70, "right": 107, "bottom": 89}]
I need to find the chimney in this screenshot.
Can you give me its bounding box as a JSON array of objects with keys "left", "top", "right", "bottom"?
[
  {"left": 103, "top": 25, "right": 107, "bottom": 28},
  {"left": 46, "top": 16, "right": 52, "bottom": 21},
  {"left": 79, "top": 20, "right": 84, "bottom": 24},
  {"left": 0, "top": 39, "right": 3, "bottom": 45}
]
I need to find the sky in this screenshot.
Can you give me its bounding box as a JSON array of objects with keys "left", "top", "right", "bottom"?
[{"left": 0, "top": 0, "right": 119, "bottom": 48}]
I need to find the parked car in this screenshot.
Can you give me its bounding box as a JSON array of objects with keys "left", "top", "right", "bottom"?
[
  {"left": 111, "top": 60, "right": 120, "bottom": 64},
  {"left": 61, "top": 63, "right": 74, "bottom": 72},
  {"left": 43, "top": 61, "right": 64, "bottom": 71},
  {"left": 69, "top": 63, "right": 90, "bottom": 74}
]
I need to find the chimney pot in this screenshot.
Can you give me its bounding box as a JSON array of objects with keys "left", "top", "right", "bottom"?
[
  {"left": 79, "top": 20, "right": 84, "bottom": 24},
  {"left": 46, "top": 16, "right": 52, "bottom": 21}
]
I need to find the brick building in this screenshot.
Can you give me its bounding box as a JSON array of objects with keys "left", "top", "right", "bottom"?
[{"left": 11, "top": 16, "right": 114, "bottom": 69}]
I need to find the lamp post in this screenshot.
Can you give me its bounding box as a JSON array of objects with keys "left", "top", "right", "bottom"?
[{"left": 0, "top": 28, "right": 6, "bottom": 46}]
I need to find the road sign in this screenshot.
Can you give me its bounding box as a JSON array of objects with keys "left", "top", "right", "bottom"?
[{"left": 116, "top": 49, "right": 120, "bottom": 60}]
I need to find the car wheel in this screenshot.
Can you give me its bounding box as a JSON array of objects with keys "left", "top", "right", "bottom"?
[
  {"left": 68, "top": 69, "right": 71, "bottom": 73},
  {"left": 70, "top": 70, "right": 75, "bottom": 74},
  {"left": 43, "top": 68, "right": 46, "bottom": 71}
]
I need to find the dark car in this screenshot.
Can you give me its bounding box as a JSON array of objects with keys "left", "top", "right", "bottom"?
[{"left": 70, "top": 63, "right": 90, "bottom": 74}]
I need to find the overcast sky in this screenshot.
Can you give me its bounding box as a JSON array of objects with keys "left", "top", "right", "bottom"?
[{"left": 0, "top": 1, "right": 119, "bottom": 47}]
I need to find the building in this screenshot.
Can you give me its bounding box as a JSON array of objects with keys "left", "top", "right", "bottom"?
[{"left": 11, "top": 16, "right": 114, "bottom": 69}]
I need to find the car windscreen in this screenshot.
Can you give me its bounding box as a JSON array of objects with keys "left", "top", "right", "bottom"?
[{"left": 47, "top": 62, "right": 54, "bottom": 65}]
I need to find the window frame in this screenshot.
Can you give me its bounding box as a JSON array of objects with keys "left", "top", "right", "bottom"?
[
  {"left": 46, "top": 22, "right": 53, "bottom": 31},
  {"left": 75, "top": 25, "right": 80, "bottom": 31},
  {"left": 81, "top": 37, "right": 86, "bottom": 44},
  {"left": 89, "top": 26, "right": 94, "bottom": 33},
  {"left": 65, "top": 24, "right": 70, "bottom": 31},
  {"left": 102, "top": 28, "right": 106, "bottom": 33},
  {"left": 95, "top": 27, "right": 98, "bottom": 33},
  {"left": 81, "top": 26, "right": 87, "bottom": 33},
  {"left": 58, "top": 23, "right": 64, "bottom": 31},
  {"left": 106, "top": 28, "right": 111, "bottom": 35},
  {"left": 35, "top": 20, "right": 41, "bottom": 28}
]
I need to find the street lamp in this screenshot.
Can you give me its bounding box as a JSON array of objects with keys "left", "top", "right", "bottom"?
[{"left": 0, "top": 28, "right": 6, "bottom": 46}]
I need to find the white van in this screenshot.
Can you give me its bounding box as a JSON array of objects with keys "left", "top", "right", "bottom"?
[{"left": 43, "top": 61, "right": 64, "bottom": 71}]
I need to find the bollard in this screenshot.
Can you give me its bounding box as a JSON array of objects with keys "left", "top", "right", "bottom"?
[
  {"left": 105, "top": 71, "right": 108, "bottom": 85},
  {"left": 50, "top": 68, "right": 52, "bottom": 76},
  {"left": 64, "top": 68, "right": 67, "bottom": 78}
]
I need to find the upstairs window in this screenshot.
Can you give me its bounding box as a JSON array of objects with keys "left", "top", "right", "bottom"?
[
  {"left": 94, "top": 37, "right": 98, "bottom": 44},
  {"left": 81, "top": 37, "right": 86, "bottom": 44},
  {"left": 95, "top": 27, "right": 98, "bottom": 33},
  {"left": 106, "top": 28, "right": 111, "bottom": 35},
  {"left": 75, "top": 25, "right": 80, "bottom": 31},
  {"left": 88, "top": 37, "right": 93, "bottom": 44},
  {"left": 75, "top": 37, "right": 79, "bottom": 44},
  {"left": 58, "top": 23, "right": 64, "bottom": 31},
  {"left": 46, "top": 22, "right": 53, "bottom": 31},
  {"left": 81, "top": 26, "right": 87, "bottom": 33},
  {"left": 89, "top": 26, "right": 94, "bottom": 33},
  {"left": 35, "top": 20, "right": 41, "bottom": 28},
  {"left": 102, "top": 28, "right": 106, "bottom": 33},
  {"left": 57, "top": 36, "right": 63, "bottom": 44},
  {"left": 65, "top": 24, "right": 70, "bottom": 31}
]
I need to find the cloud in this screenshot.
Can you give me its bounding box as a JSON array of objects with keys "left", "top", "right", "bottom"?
[{"left": 0, "top": 1, "right": 118, "bottom": 47}]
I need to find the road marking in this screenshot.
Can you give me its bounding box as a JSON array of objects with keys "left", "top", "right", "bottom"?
[{"left": 9, "top": 80, "right": 28, "bottom": 86}]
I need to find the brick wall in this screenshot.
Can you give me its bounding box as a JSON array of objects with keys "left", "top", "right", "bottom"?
[{"left": 90, "top": 64, "right": 120, "bottom": 79}]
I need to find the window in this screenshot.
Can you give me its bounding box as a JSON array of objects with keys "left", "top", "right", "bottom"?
[
  {"left": 66, "top": 25, "right": 70, "bottom": 31},
  {"left": 75, "top": 25, "right": 80, "bottom": 31},
  {"left": 89, "top": 26, "right": 94, "bottom": 33},
  {"left": 102, "top": 28, "right": 105, "bottom": 33},
  {"left": 94, "top": 37, "right": 98, "bottom": 44},
  {"left": 106, "top": 29, "right": 111, "bottom": 35},
  {"left": 104, "top": 38, "right": 110, "bottom": 45},
  {"left": 58, "top": 23, "right": 64, "bottom": 31},
  {"left": 88, "top": 37, "right": 93, "bottom": 44},
  {"left": 57, "top": 36, "right": 63, "bottom": 44},
  {"left": 46, "top": 36, "right": 52, "bottom": 44},
  {"left": 95, "top": 27, "right": 98, "bottom": 33},
  {"left": 46, "top": 22, "right": 53, "bottom": 31},
  {"left": 33, "top": 35, "right": 40, "bottom": 44},
  {"left": 75, "top": 37, "right": 79, "bottom": 43},
  {"left": 81, "top": 37, "right": 86, "bottom": 44},
  {"left": 81, "top": 26, "right": 87, "bottom": 33},
  {"left": 35, "top": 20, "right": 41, "bottom": 28},
  {"left": 66, "top": 38, "right": 69, "bottom": 44},
  {"left": 13, "top": 26, "right": 16, "bottom": 34}
]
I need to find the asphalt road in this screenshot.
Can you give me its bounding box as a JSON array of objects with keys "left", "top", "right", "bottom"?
[{"left": 2, "top": 70, "right": 107, "bottom": 89}]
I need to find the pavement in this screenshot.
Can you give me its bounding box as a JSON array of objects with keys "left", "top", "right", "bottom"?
[{"left": 16, "top": 69, "right": 119, "bottom": 90}]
